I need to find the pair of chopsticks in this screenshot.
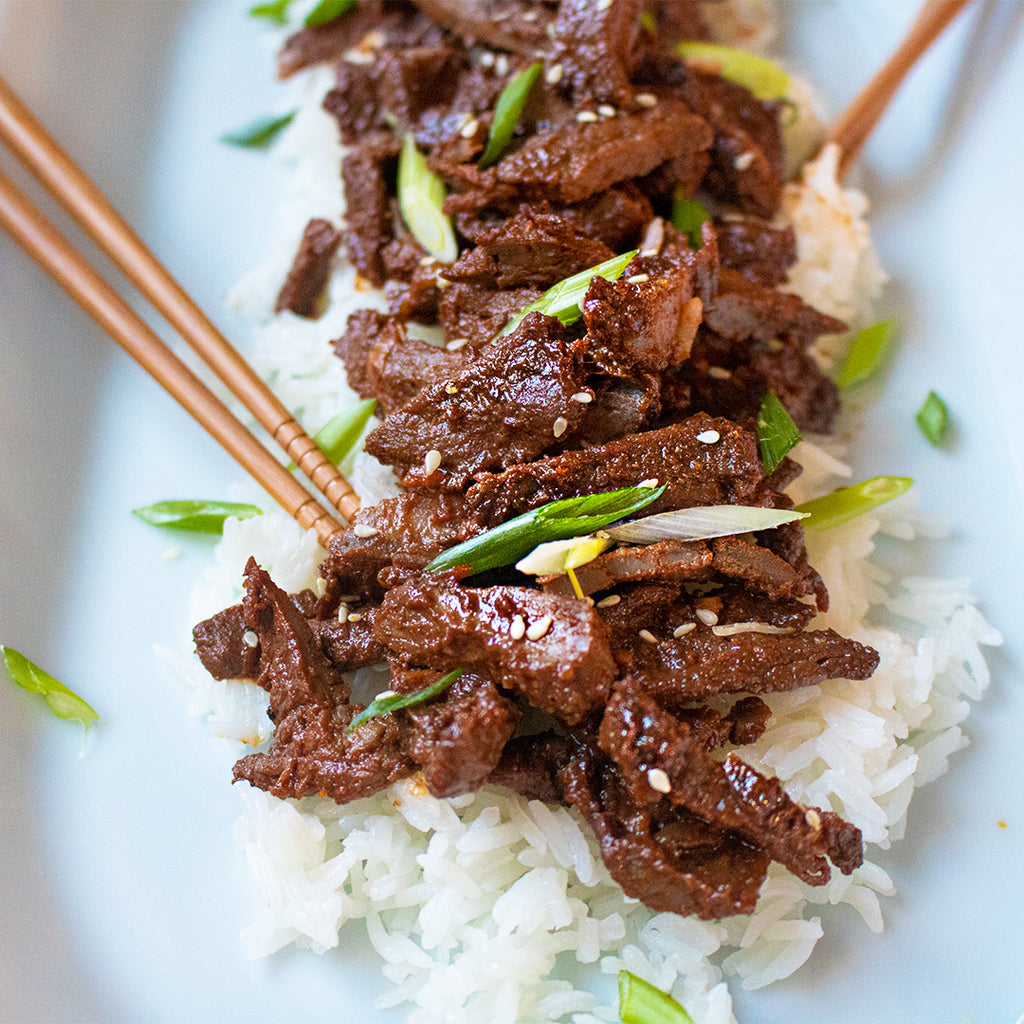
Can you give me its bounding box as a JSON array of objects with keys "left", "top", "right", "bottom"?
[{"left": 0, "top": 73, "right": 359, "bottom": 548}]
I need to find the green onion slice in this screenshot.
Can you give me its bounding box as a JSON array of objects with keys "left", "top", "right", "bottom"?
[
  {"left": 425, "top": 484, "right": 665, "bottom": 575},
  {"left": 220, "top": 110, "right": 297, "bottom": 149},
  {"left": 618, "top": 970, "right": 695, "bottom": 1024},
  {"left": 670, "top": 191, "right": 709, "bottom": 250},
  {"left": 132, "top": 500, "right": 264, "bottom": 534},
  {"left": 796, "top": 475, "right": 913, "bottom": 531},
  {"left": 479, "top": 61, "right": 542, "bottom": 168},
  {"left": 836, "top": 319, "right": 896, "bottom": 389},
  {"left": 603, "top": 504, "right": 807, "bottom": 544},
  {"left": 249, "top": 0, "right": 293, "bottom": 25},
  {"left": 288, "top": 399, "right": 376, "bottom": 470},
  {"left": 500, "top": 249, "right": 638, "bottom": 337},
  {"left": 348, "top": 668, "right": 463, "bottom": 732},
  {"left": 304, "top": 0, "right": 356, "bottom": 28},
  {"left": 675, "top": 41, "right": 790, "bottom": 101},
  {"left": 515, "top": 535, "right": 613, "bottom": 576},
  {"left": 397, "top": 133, "right": 458, "bottom": 262},
  {"left": 2, "top": 646, "right": 99, "bottom": 733},
  {"left": 757, "top": 389, "right": 802, "bottom": 475},
  {"left": 915, "top": 390, "right": 949, "bottom": 446}
]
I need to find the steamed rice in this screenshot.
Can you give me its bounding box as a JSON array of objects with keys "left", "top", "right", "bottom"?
[{"left": 170, "top": 16, "right": 1002, "bottom": 1024}]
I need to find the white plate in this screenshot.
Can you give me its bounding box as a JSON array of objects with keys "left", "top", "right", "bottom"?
[{"left": 1, "top": 3, "right": 1021, "bottom": 1021}]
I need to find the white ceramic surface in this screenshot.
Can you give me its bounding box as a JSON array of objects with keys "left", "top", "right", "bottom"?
[{"left": 0, "top": 3, "right": 1021, "bottom": 1022}]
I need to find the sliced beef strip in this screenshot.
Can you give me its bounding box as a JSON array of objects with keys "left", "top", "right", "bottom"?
[
  {"left": 275, "top": 218, "right": 342, "bottom": 318},
  {"left": 365, "top": 312, "right": 589, "bottom": 484},
  {"left": 323, "top": 60, "right": 388, "bottom": 146},
  {"left": 375, "top": 574, "right": 617, "bottom": 724},
  {"left": 409, "top": 0, "right": 554, "bottom": 56},
  {"left": 403, "top": 670, "right": 521, "bottom": 798},
  {"left": 714, "top": 218, "right": 797, "bottom": 287},
  {"left": 376, "top": 44, "right": 466, "bottom": 128},
  {"left": 598, "top": 680, "right": 863, "bottom": 885},
  {"left": 486, "top": 731, "right": 575, "bottom": 803},
  {"left": 560, "top": 751, "right": 771, "bottom": 919},
  {"left": 437, "top": 280, "right": 542, "bottom": 348},
  {"left": 341, "top": 131, "right": 401, "bottom": 286},
  {"left": 309, "top": 611, "right": 389, "bottom": 672},
  {"left": 573, "top": 374, "right": 660, "bottom": 446},
  {"left": 193, "top": 603, "right": 262, "bottom": 682}
]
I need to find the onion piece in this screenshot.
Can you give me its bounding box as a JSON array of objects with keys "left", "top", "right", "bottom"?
[
  {"left": 603, "top": 504, "right": 807, "bottom": 544},
  {"left": 397, "top": 133, "right": 458, "bottom": 262}
]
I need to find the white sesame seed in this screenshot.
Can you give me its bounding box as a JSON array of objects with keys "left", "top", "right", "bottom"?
[
  {"left": 460, "top": 117, "right": 479, "bottom": 138},
  {"left": 626, "top": 273, "right": 650, "bottom": 284},
  {"left": 545, "top": 62, "right": 563, "bottom": 84},
  {"left": 445, "top": 383, "right": 459, "bottom": 394},
  {"left": 510, "top": 614, "right": 526, "bottom": 640},
  {"left": 347, "top": 612, "right": 364, "bottom": 623},
  {"left": 733, "top": 151, "right": 755, "bottom": 171},
  {"left": 572, "top": 391, "right": 593, "bottom": 404},
  {"left": 805, "top": 808, "right": 822, "bottom": 830},
  {"left": 553, "top": 416, "right": 569, "bottom": 438},
  {"left": 522, "top": 8, "right": 537, "bottom": 20},
  {"left": 353, "top": 523, "right": 379, "bottom": 538},
  {"left": 696, "top": 607, "right": 719, "bottom": 626},
  {"left": 638, "top": 629, "right": 658, "bottom": 644},
  {"left": 495, "top": 54, "right": 509, "bottom": 76},
  {"left": 596, "top": 594, "right": 621, "bottom": 608},
  {"left": 596, "top": 0, "right": 612, "bottom": 10},
  {"left": 647, "top": 767, "right": 672, "bottom": 793},
  {"left": 696, "top": 429, "right": 721, "bottom": 444},
  {"left": 639, "top": 216, "right": 664, "bottom": 255},
  {"left": 242, "top": 630, "right": 259, "bottom": 648},
  {"left": 673, "top": 622, "right": 697, "bottom": 638},
  {"left": 446, "top": 337, "right": 469, "bottom": 351},
  {"left": 314, "top": 576, "right": 328, "bottom": 597},
  {"left": 708, "top": 366, "right": 733, "bottom": 379},
  {"left": 337, "top": 603, "right": 349, "bottom": 624},
  {"left": 598, "top": 104, "right": 616, "bottom": 118},
  {"left": 424, "top": 449, "right": 443, "bottom": 475},
  {"left": 479, "top": 51, "right": 495, "bottom": 68},
  {"left": 418, "top": 255, "right": 436, "bottom": 267},
  {"left": 635, "top": 92, "right": 657, "bottom": 107},
  {"left": 526, "top": 614, "right": 553, "bottom": 641},
  {"left": 576, "top": 110, "right": 598, "bottom": 123}
]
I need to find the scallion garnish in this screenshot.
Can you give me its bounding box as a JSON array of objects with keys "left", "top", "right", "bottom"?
[
  {"left": 425, "top": 484, "right": 665, "bottom": 575},
  {"left": 602, "top": 504, "right": 807, "bottom": 544},
  {"left": 757, "top": 389, "right": 801, "bottom": 475},
  {"left": 397, "top": 133, "right": 458, "bottom": 263},
  {"left": 670, "top": 190, "right": 709, "bottom": 249},
  {"left": 675, "top": 41, "right": 790, "bottom": 101},
  {"left": 836, "top": 319, "right": 896, "bottom": 389},
  {"left": 796, "top": 475, "right": 913, "bottom": 531},
  {"left": 249, "top": 0, "right": 293, "bottom": 25},
  {"left": 500, "top": 249, "right": 638, "bottom": 337},
  {"left": 2, "top": 646, "right": 98, "bottom": 733},
  {"left": 132, "top": 500, "right": 264, "bottom": 534},
  {"left": 514, "top": 535, "right": 613, "bottom": 576},
  {"left": 915, "top": 390, "right": 949, "bottom": 446},
  {"left": 348, "top": 668, "right": 463, "bottom": 732},
  {"left": 220, "top": 110, "right": 297, "bottom": 149},
  {"left": 479, "top": 61, "right": 542, "bottom": 168},
  {"left": 304, "top": 0, "right": 356, "bottom": 28},
  {"left": 288, "top": 399, "right": 376, "bottom": 470},
  {"left": 618, "top": 970, "right": 695, "bottom": 1024}
]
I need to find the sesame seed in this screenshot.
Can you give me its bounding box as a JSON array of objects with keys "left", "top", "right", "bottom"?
[
  {"left": 242, "top": 630, "right": 259, "bottom": 648},
  {"left": 647, "top": 767, "right": 672, "bottom": 793},
  {"left": 526, "top": 615, "right": 553, "bottom": 641},
  {"left": 626, "top": 273, "right": 650, "bottom": 284},
  {"left": 598, "top": 104, "right": 616, "bottom": 118},
  {"left": 572, "top": 391, "right": 593, "bottom": 403},
  {"left": 347, "top": 612, "right": 363, "bottom": 623},
  {"left": 733, "top": 151, "right": 755, "bottom": 171},
  {"left": 638, "top": 629, "right": 658, "bottom": 644},
  {"left": 696, "top": 429, "right": 721, "bottom": 444},
  {"left": 522, "top": 8, "right": 538, "bottom": 19},
  {"left": 424, "top": 449, "right": 443, "bottom": 475},
  {"left": 545, "top": 62, "right": 563, "bottom": 84},
  {"left": 576, "top": 110, "right": 598, "bottom": 123},
  {"left": 337, "top": 604, "right": 349, "bottom": 624},
  {"left": 635, "top": 92, "right": 657, "bottom": 107},
  {"left": 708, "top": 366, "right": 733, "bottom": 380},
  {"left": 445, "top": 383, "right": 459, "bottom": 394},
  {"left": 479, "top": 51, "right": 495, "bottom": 68},
  {"left": 596, "top": 0, "right": 612, "bottom": 10},
  {"left": 314, "top": 576, "right": 328, "bottom": 597},
  {"left": 639, "top": 216, "right": 664, "bottom": 255},
  {"left": 596, "top": 594, "right": 621, "bottom": 608},
  {"left": 495, "top": 54, "right": 509, "bottom": 75},
  {"left": 696, "top": 607, "right": 718, "bottom": 626},
  {"left": 553, "top": 416, "right": 569, "bottom": 438},
  {"left": 510, "top": 614, "right": 526, "bottom": 640},
  {"left": 673, "top": 622, "right": 696, "bottom": 638},
  {"left": 418, "top": 255, "right": 436, "bottom": 266},
  {"left": 460, "top": 117, "right": 479, "bottom": 138},
  {"left": 805, "top": 808, "right": 822, "bottom": 830},
  {"left": 354, "top": 523, "right": 379, "bottom": 538},
  {"left": 446, "top": 337, "right": 469, "bottom": 351}
]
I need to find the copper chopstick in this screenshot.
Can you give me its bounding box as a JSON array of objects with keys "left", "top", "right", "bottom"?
[
  {"left": 0, "top": 165, "right": 345, "bottom": 548},
  {"left": 0, "top": 72, "right": 361, "bottom": 524}
]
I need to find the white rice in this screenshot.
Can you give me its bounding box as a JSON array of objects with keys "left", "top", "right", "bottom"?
[{"left": 169, "top": 18, "right": 1002, "bottom": 1024}]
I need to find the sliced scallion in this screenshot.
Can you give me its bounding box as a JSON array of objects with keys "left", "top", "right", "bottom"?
[
  {"left": 514, "top": 535, "right": 613, "bottom": 576},
  {"left": 618, "top": 970, "right": 695, "bottom": 1024},
  {"left": 915, "top": 390, "right": 949, "bottom": 446},
  {"left": 603, "top": 504, "right": 807, "bottom": 545},
  {"left": 397, "top": 133, "right": 458, "bottom": 262},
  {"left": 220, "top": 110, "right": 297, "bottom": 149},
  {"left": 757, "top": 389, "right": 801, "bottom": 475},
  {"left": 249, "top": 0, "right": 293, "bottom": 25},
  {"left": 2, "top": 646, "right": 98, "bottom": 733},
  {"left": 500, "top": 249, "right": 638, "bottom": 337},
  {"left": 836, "top": 319, "right": 896, "bottom": 389},
  {"left": 288, "top": 399, "right": 376, "bottom": 470},
  {"left": 425, "top": 484, "right": 665, "bottom": 575},
  {"left": 670, "top": 191, "right": 709, "bottom": 250},
  {"left": 348, "top": 668, "right": 463, "bottom": 732},
  {"left": 132, "top": 500, "right": 264, "bottom": 534},
  {"left": 796, "top": 475, "right": 913, "bottom": 531},
  {"left": 675, "top": 41, "right": 790, "bottom": 101},
  {"left": 304, "top": 0, "right": 356, "bottom": 28},
  {"left": 479, "top": 61, "right": 542, "bottom": 168}
]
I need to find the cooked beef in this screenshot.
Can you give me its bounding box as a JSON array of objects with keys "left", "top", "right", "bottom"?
[
  {"left": 574, "top": 375, "right": 660, "bottom": 444},
  {"left": 275, "top": 218, "right": 342, "bottom": 318},
  {"left": 375, "top": 574, "right": 617, "bottom": 724},
  {"left": 193, "top": 602, "right": 261, "bottom": 681},
  {"left": 487, "top": 731, "right": 575, "bottom": 803},
  {"left": 377, "top": 45, "right": 465, "bottom": 127},
  {"left": 437, "top": 280, "right": 542, "bottom": 348},
  {"left": 323, "top": 60, "right": 388, "bottom": 145},
  {"left": 409, "top": 0, "right": 555, "bottom": 56},
  {"left": 341, "top": 131, "right": 401, "bottom": 286},
  {"left": 309, "top": 610, "right": 389, "bottom": 671}
]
